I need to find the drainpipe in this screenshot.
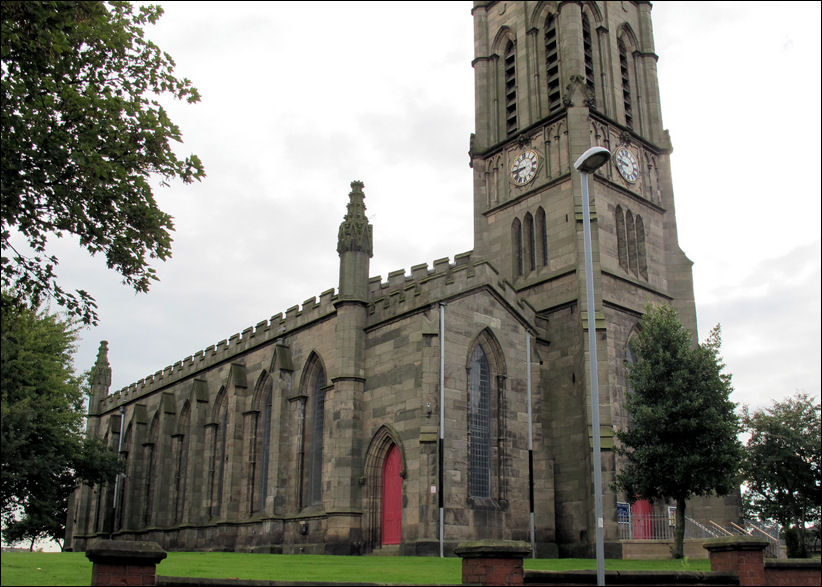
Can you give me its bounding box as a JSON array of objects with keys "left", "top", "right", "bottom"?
[
  {"left": 438, "top": 302, "right": 446, "bottom": 558},
  {"left": 526, "top": 331, "right": 535, "bottom": 557}
]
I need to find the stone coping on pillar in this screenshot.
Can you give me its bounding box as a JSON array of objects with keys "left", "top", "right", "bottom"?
[
  {"left": 454, "top": 539, "right": 533, "bottom": 559},
  {"left": 702, "top": 536, "right": 770, "bottom": 553},
  {"left": 85, "top": 539, "right": 168, "bottom": 565}
]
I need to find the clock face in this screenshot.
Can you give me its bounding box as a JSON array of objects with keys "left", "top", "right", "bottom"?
[
  {"left": 615, "top": 147, "right": 639, "bottom": 183},
  {"left": 511, "top": 150, "right": 539, "bottom": 185}
]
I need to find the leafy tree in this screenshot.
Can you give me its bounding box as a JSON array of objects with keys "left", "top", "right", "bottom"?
[
  {"left": 615, "top": 304, "right": 743, "bottom": 559},
  {"left": 1, "top": 1, "right": 204, "bottom": 325},
  {"left": 3, "top": 496, "right": 64, "bottom": 551},
  {"left": 0, "top": 294, "right": 122, "bottom": 549},
  {"left": 741, "top": 393, "right": 821, "bottom": 558}
]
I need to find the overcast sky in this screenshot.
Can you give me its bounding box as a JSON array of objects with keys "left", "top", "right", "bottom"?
[{"left": 53, "top": 1, "right": 820, "bottom": 413}]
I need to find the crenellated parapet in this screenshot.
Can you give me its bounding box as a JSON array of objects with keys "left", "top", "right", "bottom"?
[
  {"left": 97, "top": 287, "right": 339, "bottom": 413},
  {"left": 367, "top": 250, "right": 535, "bottom": 328},
  {"left": 97, "top": 251, "right": 535, "bottom": 413}
]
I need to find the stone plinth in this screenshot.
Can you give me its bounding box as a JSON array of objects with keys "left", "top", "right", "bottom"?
[
  {"left": 85, "top": 539, "right": 167, "bottom": 586},
  {"left": 455, "top": 540, "right": 532, "bottom": 586}
]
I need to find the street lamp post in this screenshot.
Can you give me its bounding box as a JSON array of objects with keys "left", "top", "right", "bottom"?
[{"left": 573, "top": 146, "right": 611, "bottom": 587}]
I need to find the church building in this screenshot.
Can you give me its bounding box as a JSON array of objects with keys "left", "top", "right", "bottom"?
[{"left": 67, "top": 1, "right": 739, "bottom": 557}]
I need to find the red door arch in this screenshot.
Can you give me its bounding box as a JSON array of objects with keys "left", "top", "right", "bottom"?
[{"left": 381, "top": 444, "right": 402, "bottom": 545}]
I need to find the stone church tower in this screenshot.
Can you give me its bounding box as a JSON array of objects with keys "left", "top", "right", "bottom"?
[
  {"left": 468, "top": 0, "right": 705, "bottom": 556},
  {"left": 66, "top": 2, "right": 739, "bottom": 558}
]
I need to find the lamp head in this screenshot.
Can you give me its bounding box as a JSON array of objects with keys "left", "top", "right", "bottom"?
[{"left": 574, "top": 146, "right": 611, "bottom": 174}]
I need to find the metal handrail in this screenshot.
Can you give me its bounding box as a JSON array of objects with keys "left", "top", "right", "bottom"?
[
  {"left": 708, "top": 519, "right": 733, "bottom": 536},
  {"left": 747, "top": 523, "right": 779, "bottom": 542},
  {"left": 729, "top": 521, "right": 752, "bottom": 535},
  {"left": 686, "top": 517, "right": 719, "bottom": 537}
]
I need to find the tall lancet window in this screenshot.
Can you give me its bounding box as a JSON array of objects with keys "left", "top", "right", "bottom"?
[
  {"left": 582, "top": 14, "right": 595, "bottom": 99},
  {"left": 636, "top": 215, "right": 648, "bottom": 280},
  {"left": 209, "top": 389, "right": 229, "bottom": 518},
  {"left": 253, "top": 378, "right": 273, "bottom": 513},
  {"left": 504, "top": 41, "right": 517, "bottom": 136},
  {"left": 616, "top": 205, "right": 628, "bottom": 271},
  {"left": 511, "top": 218, "right": 523, "bottom": 278},
  {"left": 537, "top": 207, "right": 548, "bottom": 267},
  {"left": 173, "top": 403, "right": 190, "bottom": 524},
  {"left": 143, "top": 412, "right": 159, "bottom": 526},
  {"left": 524, "top": 212, "right": 536, "bottom": 272},
  {"left": 616, "top": 206, "right": 648, "bottom": 281},
  {"left": 303, "top": 358, "right": 326, "bottom": 507},
  {"left": 619, "top": 39, "right": 633, "bottom": 129},
  {"left": 545, "top": 14, "right": 561, "bottom": 112},
  {"left": 115, "top": 422, "right": 132, "bottom": 532},
  {"left": 469, "top": 345, "right": 492, "bottom": 499},
  {"left": 626, "top": 209, "right": 638, "bottom": 276}
]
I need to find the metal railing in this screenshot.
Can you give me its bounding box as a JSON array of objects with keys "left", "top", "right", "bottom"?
[
  {"left": 617, "top": 515, "right": 782, "bottom": 558},
  {"left": 617, "top": 514, "right": 721, "bottom": 540}
]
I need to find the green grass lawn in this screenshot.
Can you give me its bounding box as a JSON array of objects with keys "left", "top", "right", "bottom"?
[{"left": 0, "top": 551, "right": 711, "bottom": 586}]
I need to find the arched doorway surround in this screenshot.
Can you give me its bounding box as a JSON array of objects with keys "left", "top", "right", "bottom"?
[{"left": 363, "top": 426, "right": 405, "bottom": 551}]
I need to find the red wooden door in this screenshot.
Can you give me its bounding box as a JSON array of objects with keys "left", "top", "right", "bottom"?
[
  {"left": 381, "top": 444, "right": 402, "bottom": 545},
  {"left": 632, "top": 499, "right": 653, "bottom": 539}
]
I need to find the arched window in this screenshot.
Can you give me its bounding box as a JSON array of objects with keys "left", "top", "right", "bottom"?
[
  {"left": 302, "top": 357, "right": 326, "bottom": 507},
  {"left": 524, "top": 212, "right": 536, "bottom": 272},
  {"left": 209, "top": 389, "right": 229, "bottom": 518},
  {"left": 511, "top": 218, "right": 523, "bottom": 278},
  {"left": 618, "top": 38, "right": 633, "bottom": 129},
  {"left": 504, "top": 41, "right": 517, "bottom": 136},
  {"left": 173, "top": 402, "right": 190, "bottom": 524},
  {"left": 626, "top": 209, "right": 638, "bottom": 276},
  {"left": 635, "top": 215, "right": 647, "bottom": 280},
  {"left": 251, "top": 377, "right": 273, "bottom": 513},
  {"left": 469, "top": 345, "right": 492, "bottom": 499},
  {"left": 617, "top": 205, "right": 649, "bottom": 281},
  {"left": 582, "top": 14, "right": 595, "bottom": 99},
  {"left": 466, "top": 330, "right": 507, "bottom": 504},
  {"left": 115, "top": 422, "right": 132, "bottom": 531},
  {"left": 615, "top": 205, "right": 628, "bottom": 271},
  {"left": 143, "top": 411, "right": 159, "bottom": 526},
  {"left": 544, "top": 14, "right": 561, "bottom": 112},
  {"left": 537, "top": 207, "right": 548, "bottom": 267}
]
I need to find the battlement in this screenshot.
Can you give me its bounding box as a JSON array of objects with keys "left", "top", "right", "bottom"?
[
  {"left": 98, "top": 252, "right": 533, "bottom": 413},
  {"left": 367, "top": 250, "right": 534, "bottom": 327},
  {"left": 99, "top": 287, "right": 339, "bottom": 411}
]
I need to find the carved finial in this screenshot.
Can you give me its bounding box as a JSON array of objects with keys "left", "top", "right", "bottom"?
[
  {"left": 91, "top": 340, "right": 112, "bottom": 393},
  {"left": 337, "top": 180, "right": 373, "bottom": 257}
]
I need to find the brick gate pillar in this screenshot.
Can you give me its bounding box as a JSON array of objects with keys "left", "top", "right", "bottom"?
[
  {"left": 455, "top": 540, "right": 533, "bottom": 586},
  {"left": 704, "top": 536, "right": 769, "bottom": 587},
  {"left": 85, "top": 539, "right": 167, "bottom": 586}
]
